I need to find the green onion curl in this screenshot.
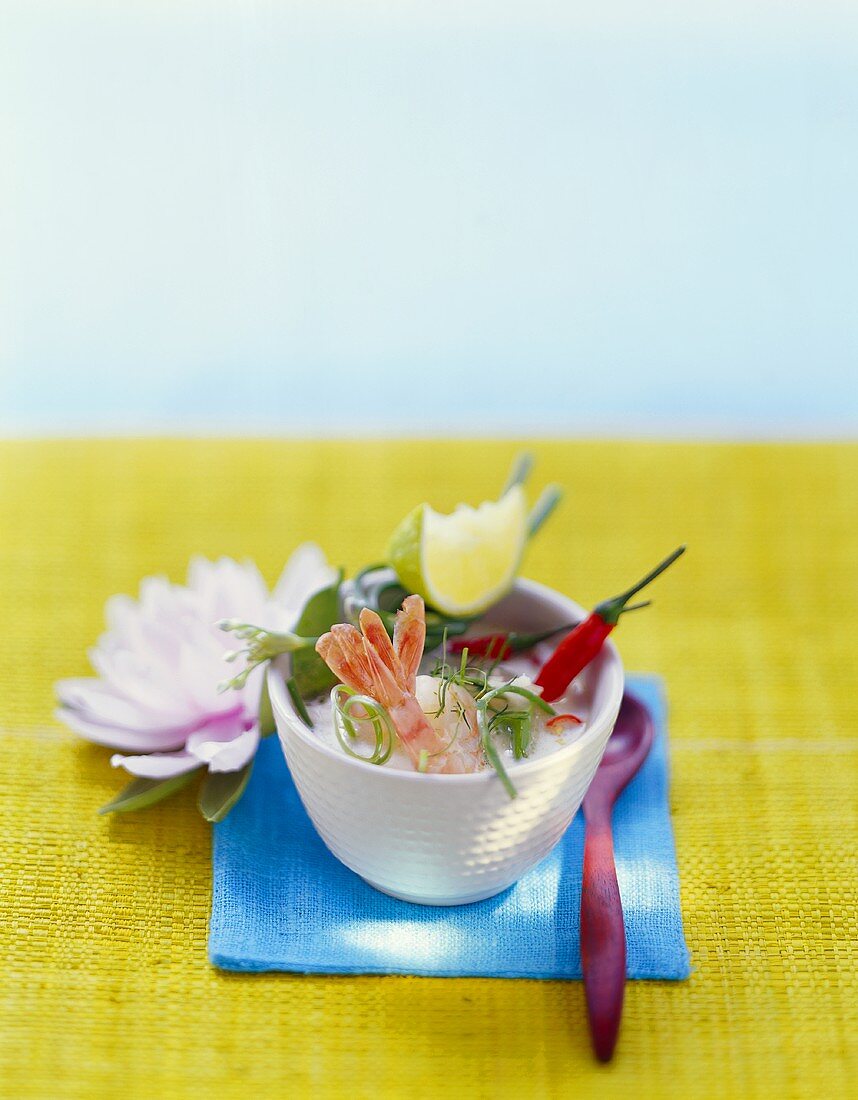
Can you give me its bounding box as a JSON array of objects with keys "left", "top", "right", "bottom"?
[{"left": 332, "top": 686, "right": 396, "bottom": 766}]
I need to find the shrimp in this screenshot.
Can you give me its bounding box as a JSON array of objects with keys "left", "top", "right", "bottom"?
[
  {"left": 315, "top": 595, "right": 482, "bottom": 774},
  {"left": 413, "top": 676, "right": 483, "bottom": 775}
]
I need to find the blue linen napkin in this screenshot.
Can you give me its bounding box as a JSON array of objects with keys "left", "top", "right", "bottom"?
[{"left": 209, "top": 674, "right": 691, "bottom": 979}]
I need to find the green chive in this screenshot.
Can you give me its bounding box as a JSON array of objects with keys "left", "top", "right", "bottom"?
[
  {"left": 502, "top": 452, "right": 534, "bottom": 495},
  {"left": 477, "top": 702, "right": 517, "bottom": 799},
  {"left": 527, "top": 484, "right": 563, "bottom": 539},
  {"left": 286, "top": 676, "right": 314, "bottom": 728}
]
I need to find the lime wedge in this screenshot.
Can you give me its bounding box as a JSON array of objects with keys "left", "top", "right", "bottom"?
[{"left": 387, "top": 486, "right": 528, "bottom": 617}]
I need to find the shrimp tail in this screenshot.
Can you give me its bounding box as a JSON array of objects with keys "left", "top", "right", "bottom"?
[
  {"left": 393, "top": 594, "right": 426, "bottom": 691},
  {"left": 316, "top": 624, "right": 374, "bottom": 694}
]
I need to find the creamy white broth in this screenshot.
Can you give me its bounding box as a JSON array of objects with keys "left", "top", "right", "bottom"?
[{"left": 301, "top": 651, "right": 589, "bottom": 774}]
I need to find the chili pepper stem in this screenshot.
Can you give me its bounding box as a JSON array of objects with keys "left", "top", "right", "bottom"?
[
  {"left": 618, "top": 600, "right": 651, "bottom": 615},
  {"left": 593, "top": 546, "right": 685, "bottom": 626}
]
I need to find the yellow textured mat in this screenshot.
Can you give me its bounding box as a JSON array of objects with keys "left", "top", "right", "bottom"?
[{"left": 0, "top": 439, "right": 855, "bottom": 1099}]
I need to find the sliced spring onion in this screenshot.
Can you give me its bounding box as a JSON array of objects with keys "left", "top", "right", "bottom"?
[
  {"left": 492, "top": 710, "right": 533, "bottom": 759},
  {"left": 476, "top": 704, "right": 517, "bottom": 799},
  {"left": 483, "top": 684, "right": 556, "bottom": 715},
  {"left": 332, "top": 686, "right": 395, "bottom": 766}
]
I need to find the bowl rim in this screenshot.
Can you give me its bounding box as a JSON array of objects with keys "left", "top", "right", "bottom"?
[{"left": 267, "top": 576, "right": 624, "bottom": 786}]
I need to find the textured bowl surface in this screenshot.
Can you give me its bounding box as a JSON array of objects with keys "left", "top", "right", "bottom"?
[{"left": 269, "top": 579, "right": 624, "bottom": 905}]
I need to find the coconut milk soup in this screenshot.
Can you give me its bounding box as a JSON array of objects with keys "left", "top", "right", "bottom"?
[{"left": 305, "top": 644, "right": 589, "bottom": 776}]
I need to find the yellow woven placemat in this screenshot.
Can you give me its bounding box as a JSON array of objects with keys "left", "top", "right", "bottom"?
[{"left": 0, "top": 439, "right": 855, "bottom": 1099}]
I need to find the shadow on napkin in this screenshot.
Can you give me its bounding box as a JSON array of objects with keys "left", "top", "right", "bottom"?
[{"left": 209, "top": 674, "right": 690, "bottom": 980}]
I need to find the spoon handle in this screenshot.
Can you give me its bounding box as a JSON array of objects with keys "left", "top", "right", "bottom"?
[{"left": 580, "top": 819, "right": 626, "bottom": 1062}]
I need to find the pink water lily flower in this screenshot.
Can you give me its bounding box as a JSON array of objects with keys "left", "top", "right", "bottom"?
[{"left": 55, "top": 544, "right": 336, "bottom": 780}]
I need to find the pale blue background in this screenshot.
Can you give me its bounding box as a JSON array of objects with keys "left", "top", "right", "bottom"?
[{"left": 2, "top": 1, "right": 856, "bottom": 435}]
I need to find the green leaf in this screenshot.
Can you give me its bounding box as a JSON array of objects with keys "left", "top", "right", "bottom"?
[
  {"left": 290, "top": 570, "right": 344, "bottom": 699},
  {"left": 197, "top": 761, "right": 253, "bottom": 823},
  {"left": 98, "top": 770, "right": 198, "bottom": 816},
  {"left": 258, "top": 677, "right": 276, "bottom": 737}
]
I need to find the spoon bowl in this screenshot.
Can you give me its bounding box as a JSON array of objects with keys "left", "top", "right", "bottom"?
[{"left": 591, "top": 693, "right": 654, "bottom": 775}]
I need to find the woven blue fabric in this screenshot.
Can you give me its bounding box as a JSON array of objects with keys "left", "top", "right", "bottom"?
[{"left": 209, "top": 675, "right": 691, "bottom": 979}]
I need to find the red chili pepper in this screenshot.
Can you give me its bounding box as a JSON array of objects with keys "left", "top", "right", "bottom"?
[
  {"left": 449, "top": 624, "right": 575, "bottom": 662},
  {"left": 535, "top": 546, "right": 686, "bottom": 702},
  {"left": 547, "top": 713, "right": 583, "bottom": 729}
]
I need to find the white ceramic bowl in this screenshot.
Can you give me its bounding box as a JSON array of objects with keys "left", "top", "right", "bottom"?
[{"left": 268, "top": 578, "right": 624, "bottom": 905}]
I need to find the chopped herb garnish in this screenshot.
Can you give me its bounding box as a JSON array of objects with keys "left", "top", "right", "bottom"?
[{"left": 476, "top": 684, "right": 556, "bottom": 798}]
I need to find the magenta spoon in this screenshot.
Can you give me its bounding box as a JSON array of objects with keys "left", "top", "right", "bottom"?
[{"left": 580, "top": 692, "right": 655, "bottom": 1062}]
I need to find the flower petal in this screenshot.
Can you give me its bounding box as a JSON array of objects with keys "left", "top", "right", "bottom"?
[
  {"left": 273, "top": 543, "right": 338, "bottom": 619},
  {"left": 187, "top": 556, "right": 270, "bottom": 626},
  {"left": 86, "top": 649, "right": 194, "bottom": 718},
  {"left": 189, "top": 725, "right": 260, "bottom": 773},
  {"left": 54, "top": 708, "right": 190, "bottom": 752},
  {"left": 56, "top": 677, "right": 185, "bottom": 731},
  {"left": 110, "top": 750, "right": 200, "bottom": 778}
]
